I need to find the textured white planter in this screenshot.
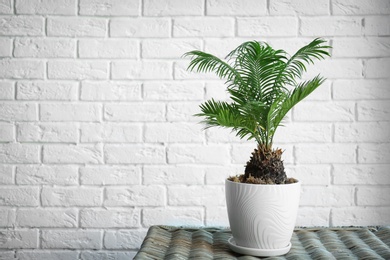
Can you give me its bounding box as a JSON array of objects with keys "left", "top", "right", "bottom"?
[{"left": 226, "top": 179, "right": 300, "bottom": 256}]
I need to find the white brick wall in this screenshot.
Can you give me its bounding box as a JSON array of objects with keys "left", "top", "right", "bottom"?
[{"left": 0, "top": 0, "right": 389, "bottom": 257}]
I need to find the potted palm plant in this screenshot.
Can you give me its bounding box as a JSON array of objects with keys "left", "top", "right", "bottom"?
[{"left": 184, "top": 38, "right": 331, "bottom": 257}]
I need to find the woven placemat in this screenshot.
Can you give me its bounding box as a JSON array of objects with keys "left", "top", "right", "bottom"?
[{"left": 134, "top": 225, "right": 390, "bottom": 259}]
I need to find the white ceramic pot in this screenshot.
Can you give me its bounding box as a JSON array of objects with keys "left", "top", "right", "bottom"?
[{"left": 226, "top": 179, "right": 300, "bottom": 256}]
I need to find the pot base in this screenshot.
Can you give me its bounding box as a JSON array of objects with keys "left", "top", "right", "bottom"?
[{"left": 228, "top": 237, "right": 291, "bottom": 257}]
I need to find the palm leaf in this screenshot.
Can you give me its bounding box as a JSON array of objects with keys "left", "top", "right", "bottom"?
[
  {"left": 183, "top": 51, "right": 242, "bottom": 84},
  {"left": 270, "top": 75, "right": 325, "bottom": 137}
]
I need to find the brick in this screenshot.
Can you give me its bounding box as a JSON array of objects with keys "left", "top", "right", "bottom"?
[
  {"left": 207, "top": 0, "right": 266, "bottom": 15},
  {"left": 80, "top": 208, "right": 140, "bottom": 228},
  {"left": 0, "top": 144, "right": 40, "bottom": 163},
  {"left": 104, "top": 145, "right": 165, "bottom": 164},
  {"left": 43, "top": 144, "right": 103, "bottom": 164},
  {"left": 332, "top": 0, "right": 390, "bottom": 15},
  {"left": 270, "top": 0, "right": 329, "bottom": 15},
  {"left": 0, "top": 59, "right": 44, "bottom": 79},
  {"left": 80, "top": 166, "right": 141, "bottom": 185},
  {"left": 232, "top": 144, "right": 294, "bottom": 165},
  {"left": 0, "top": 38, "right": 11, "bottom": 56},
  {"left": 0, "top": 251, "right": 14, "bottom": 258},
  {"left": 333, "top": 37, "right": 390, "bottom": 58},
  {"left": 335, "top": 122, "right": 390, "bottom": 142},
  {"left": 0, "top": 123, "right": 14, "bottom": 141},
  {"left": 0, "top": 187, "right": 39, "bottom": 206},
  {"left": 143, "top": 81, "right": 203, "bottom": 100},
  {"left": 80, "top": 251, "right": 136, "bottom": 260},
  {"left": 111, "top": 61, "right": 171, "bottom": 80},
  {"left": 17, "top": 122, "right": 78, "bottom": 142},
  {"left": 14, "top": 38, "right": 76, "bottom": 58},
  {"left": 144, "top": 0, "right": 203, "bottom": 16},
  {"left": 0, "top": 81, "right": 14, "bottom": 100},
  {"left": 205, "top": 81, "right": 230, "bottom": 100},
  {"left": 104, "top": 103, "right": 165, "bottom": 122},
  {"left": 357, "top": 186, "right": 390, "bottom": 206},
  {"left": 168, "top": 185, "right": 225, "bottom": 206},
  {"left": 168, "top": 144, "right": 230, "bottom": 164},
  {"left": 364, "top": 16, "right": 390, "bottom": 36},
  {"left": 80, "top": 123, "right": 142, "bottom": 143},
  {"left": 110, "top": 18, "right": 170, "bottom": 37},
  {"left": 206, "top": 206, "right": 229, "bottom": 226},
  {"left": 79, "top": 39, "right": 138, "bottom": 58},
  {"left": 143, "top": 165, "right": 204, "bottom": 185},
  {"left": 143, "top": 207, "right": 203, "bottom": 226},
  {"left": 16, "top": 0, "right": 76, "bottom": 14},
  {"left": 285, "top": 165, "right": 331, "bottom": 185},
  {"left": 104, "top": 229, "right": 146, "bottom": 250},
  {"left": 0, "top": 0, "right": 12, "bottom": 14},
  {"left": 145, "top": 122, "right": 203, "bottom": 143},
  {"left": 17, "top": 81, "right": 78, "bottom": 100},
  {"left": 81, "top": 81, "right": 141, "bottom": 101},
  {"left": 79, "top": 0, "right": 139, "bottom": 16},
  {"left": 42, "top": 230, "right": 101, "bottom": 249},
  {"left": 0, "top": 103, "right": 37, "bottom": 121},
  {"left": 142, "top": 39, "right": 201, "bottom": 59},
  {"left": 0, "top": 165, "right": 13, "bottom": 184},
  {"left": 0, "top": 230, "right": 38, "bottom": 249},
  {"left": 304, "top": 59, "right": 363, "bottom": 79},
  {"left": 104, "top": 186, "right": 165, "bottom": 206},
  {"left": 174, "top": 18, "right": 234, "bottom": 37},
  {"left": 48, "top": 60, "right": 108, "bottom": 80},
  {"left": 365, "top": 58, "right": 390, "bottom": 78},
  {"left": 167, "top": 102, "right": 200, "bottom": 121},
  {"left": 333, "top": 164, "right": 390, "bottom": 185},
  {"left": 300, "top": 186, "right": 354, "bottom": 206},
  {"left": 296, "top": 207, "right": 330, "bottom": 227},
  {"left": 333, "top": 79, "right": 390, "bottom": 100},
  {"left": 332, "top": 207, "right": 390, "bottom": 226},
  {"left": 41, "top": 103, "right": 101, "bottom": 122},
  {"left": 16, "top": 209, "right": 77, "bottom": 228},
  {"left": 358, "top": 100, "right": 390, "bottom": 121},
  {"left": 17, "top": 251, "right": 79, "bottom": 260},
  {"left": 16, "top": 165, "right": 78, "bottom": 185},
  {"left": 47, "top": 17, "right": 106, "bottom": 37},
  {"left": 41, "top": 187, "right": 103, "bottom": 207},
  {"left": 294, "top": 101, "right": 355, "bottom": 122},
  {"left": 0, "top": 209, "right": 15, "bottom": 227},
  {"left": 273, "top": 122, "right": 332, "bottom": 143},
  {"left": 205, "top": 165, "right": 243, "bottom": 185},
  {"left": 0, "top": 16, "right": 44, "bottom": 36},
  {"left": 296, "top": 144, "right": 356, "bottom": 164},
  {"left": 237, "top": 17, "right": 298, "bottom": 37},
  {"left": 358, "top": 143, "right": 390, "bottom": 164},
  {"left": 300, "top": 17, "right": 362, "bottom": 36}
]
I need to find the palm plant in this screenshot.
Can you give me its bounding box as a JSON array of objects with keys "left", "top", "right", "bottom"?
[{"left": 184, "top": 38, "right": 331, "bottom": 184}]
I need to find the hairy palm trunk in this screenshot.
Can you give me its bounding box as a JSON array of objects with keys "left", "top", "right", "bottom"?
[{"left": 244, "top": 145, "right": 287, "bottom": 184}]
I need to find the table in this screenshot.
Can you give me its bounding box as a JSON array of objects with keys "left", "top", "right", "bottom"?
[{"left": 135, "top": 225, "right": 390, "bottom": 259}]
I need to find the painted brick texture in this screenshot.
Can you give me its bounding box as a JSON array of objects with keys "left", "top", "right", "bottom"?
[{"left": 0, "top": 0, "right": 389, "bottom": 257}]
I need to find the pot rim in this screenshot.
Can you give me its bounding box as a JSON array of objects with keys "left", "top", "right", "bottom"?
[{"left": 225, "top": 179, "right": 300, "bottom": 187}]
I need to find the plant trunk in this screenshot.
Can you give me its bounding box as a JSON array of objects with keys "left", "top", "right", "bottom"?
[{"left": 244, "top": 145, "right": 287, "bottom": 184}]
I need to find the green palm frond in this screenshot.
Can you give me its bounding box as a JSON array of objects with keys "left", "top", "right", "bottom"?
[
  {"left": 275, "top": 38, "right": 331, "bottom": 86},
  {"left": 183, "top": 51, "right": 242, "bottom": 84},
  {"left": 195, "top": 99, "right": 258, "bottom": 141},
  {"left": 271, "top": 75, "right": 325, "bottom": 133},
  {"left": 185, "top": 38, "right": 331, "bottom": 149}
]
